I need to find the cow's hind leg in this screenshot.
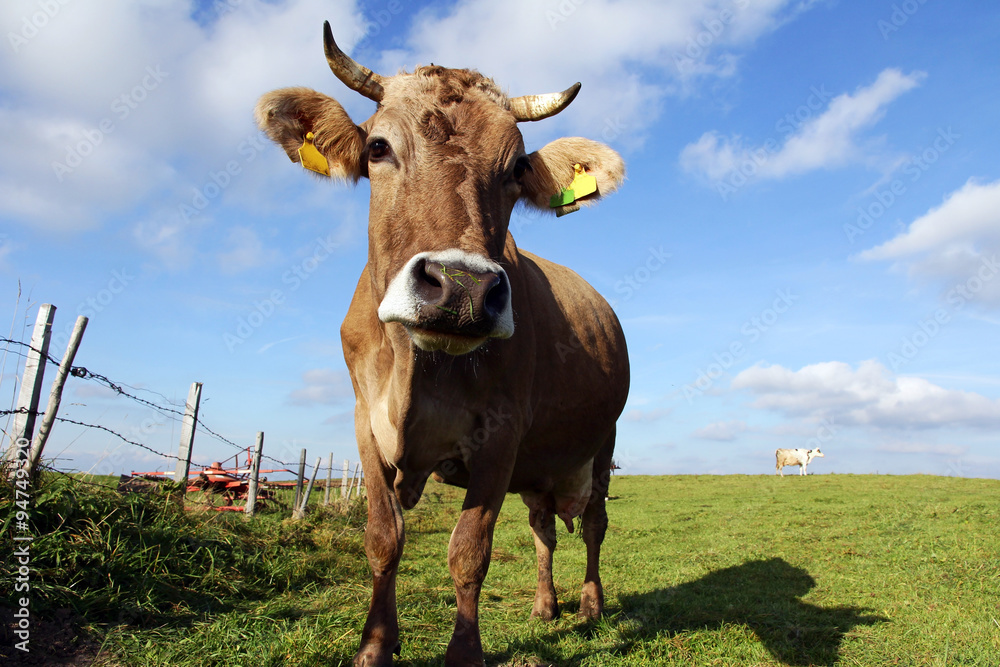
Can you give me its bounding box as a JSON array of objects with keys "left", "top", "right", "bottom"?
[
  {"left": 525, "top": 496, "right": 559, "bottom": 620},
  {"left": 579, "top": 429, "right": 615, "bottom": 620}
]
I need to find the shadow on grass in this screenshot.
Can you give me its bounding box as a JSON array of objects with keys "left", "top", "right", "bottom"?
[{"left": 482, "top": 557, "right": 887, "bottom": 667}]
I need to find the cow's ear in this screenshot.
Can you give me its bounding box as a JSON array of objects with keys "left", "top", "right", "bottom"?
[
  {"left": 520, "top": 137, "right": 625, "bottom": 215},
  {"left": 255, "top": 87, "right": 367, "bottom": 181}
]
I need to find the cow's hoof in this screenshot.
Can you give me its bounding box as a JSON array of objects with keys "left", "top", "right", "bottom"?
[
  {"left": 531, "top": 596, "right": 559, "bottom": 621},
  {"left": 445, "top": 635, "right": 485, "bottom": 667},
  {"left": 353, "top": 641, "right": 399, "bottom": 667},
  {"left": 444, "top": 645, "right": 485, "bottom": 667},
  {"left": 578, "top": 581, "right": 603, "bottom": 620}
]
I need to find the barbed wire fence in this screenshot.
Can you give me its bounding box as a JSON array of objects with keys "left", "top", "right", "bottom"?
[{"left": 1, "top": 304, "right": 364, "bottom": 517}]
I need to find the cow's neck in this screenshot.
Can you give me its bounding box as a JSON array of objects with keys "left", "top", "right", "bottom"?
[
  {"left": 362, "top": 234, "right": 530, "bottom": 499},
  {"left": 374, "top": 324, "right": 500, "bottom": 505}
]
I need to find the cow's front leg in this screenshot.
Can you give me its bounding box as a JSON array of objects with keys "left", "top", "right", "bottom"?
[
  {"left": 445, "top": 460, "right": 513, "bottom": 666},
  {"left": 354, "top": 430, "right": 405, "bottom": 666}
]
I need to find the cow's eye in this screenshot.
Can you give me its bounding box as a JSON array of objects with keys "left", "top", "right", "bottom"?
[
  {"left": 512, "top": 156, "right": 532, "bottom": 181},
  {"left": 368, "top": 138, "right": 391, "bottom": 161}
]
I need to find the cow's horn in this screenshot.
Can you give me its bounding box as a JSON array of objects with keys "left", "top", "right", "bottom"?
[
  {"left": 323, "top": 21, "right": 384, "bottom": 102},
  {"left": 509, "top": 82, "right": 582, "bottom": 122}
]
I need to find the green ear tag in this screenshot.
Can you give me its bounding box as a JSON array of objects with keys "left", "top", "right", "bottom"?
[
  {"left": 549, "top": 188, "right": 576, "bottom": 208},
  {"left": 548, "top": 164, "right": 596, "bottom": 213},
  {"left": 298, "top": 132, "right": 330, "bottom": 176}
]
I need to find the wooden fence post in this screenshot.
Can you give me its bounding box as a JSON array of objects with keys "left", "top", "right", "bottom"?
[
  {"left": 342, "top": 461, "right": 353, "bottom": 507},
  {"left": 27, "top": 315, "right": 87, "bottom": 481},
  {"left": 344, "top": 462, "right": 361, "bottom": 504},
  {"left": 323, "top": 452, "right": 333, "bottom": 506},
  {"left": 341, "top": 459, "right": 349, "bottom": 506},
  {"left": 244, "top": 432, "right": 264, "bottom": 517},
  {"left": 293, "top": 448, "right": 306, "bottom": 511},
  {"left": 173, "top": 382, "right": 202, "bottom": 495},
  {"left": 4, "top": 304, "right": 55, "bottom": 473},
  {"left": 293, "top": 456, "right": 322, "bottom": 520},
  {"left": 353, "top": 464, "right": 364, "bottom": 499}
]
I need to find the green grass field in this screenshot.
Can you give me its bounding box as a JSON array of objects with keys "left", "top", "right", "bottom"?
[{"left": 3, "top": 473, "right": 998, "bottom": 666}]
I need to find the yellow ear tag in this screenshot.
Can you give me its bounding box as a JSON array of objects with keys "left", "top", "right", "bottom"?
[
  {"left": 549, "top": 164, "right": 597, "bottom": 212},
  {"left": 568, "top": 163, "right": 597, "bottom": 199},
  {"left": 297, "top": 132, "right": 330, "bottom": 176}
]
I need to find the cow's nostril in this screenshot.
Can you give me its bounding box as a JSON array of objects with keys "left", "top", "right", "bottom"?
[
  {"left": 413, "top": 259, "right": 445, "bottom": 302},
  {"left": 483, "top": 277, "right": 509, "bottom": 318},
  {"left": 382, "top": 252, "right": 514, "bottom": 340}
]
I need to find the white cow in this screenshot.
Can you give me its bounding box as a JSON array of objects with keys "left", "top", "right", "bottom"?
[{"left": 775, "top": 448, "right": 825, "bottom": 476}]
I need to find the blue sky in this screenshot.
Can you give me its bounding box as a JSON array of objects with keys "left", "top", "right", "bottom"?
[{"left": 2, "top": 0, "right": 999, "bottom": 479}]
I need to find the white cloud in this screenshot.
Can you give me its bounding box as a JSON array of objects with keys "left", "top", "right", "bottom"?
[
  {"left": 0, "top": 108, "right": 177, "bottom": 231},
  {"left": 732, "top": 359, "right": 1000, "bottom": 429},
  {"left": 0, "top": 0, "right": 817, "bottom": 260},
  {"left": 1, "top": 0, "right": 818, "bottom": 241},
  {"left": 217, "top": 226, "right": 280, "bottom": 275},
  {"left": 680, "top": 68, "right": 925, "bottom": 184},
  {"left": 858, "top": 179, "right": 1000, "bottom": 307},
  {"left": 256, "top": 335, "right": 306, "bottom": 354},
  {"left": 693, "top": 419, "right": 747, "bottom": 441},
  {"left": 878, "top": 441, "right": 969, "bottom": 457},
  {"left": 678, "top": 131, "right": 745, "bottom": 181},
  {"left": 0, "top": 0, "right": 364, "bottom": 234},
  {"left": 288, "top": 368, "right": 353, "bottom": 406},
  {"left": 132, "top": 213, "right": 201, "bottom": 271},
  {"left": 381, "top": 0, "right": 816, "bottom": 148}
]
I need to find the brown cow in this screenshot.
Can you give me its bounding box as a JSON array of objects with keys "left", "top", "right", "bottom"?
[{"left": 256, "top": 22, "right": 629, "bottom": 667}]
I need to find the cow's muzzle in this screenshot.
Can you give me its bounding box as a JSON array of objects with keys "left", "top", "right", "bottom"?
[{"left": 378, "top": 249, "right": 514, "bottom": 354}]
